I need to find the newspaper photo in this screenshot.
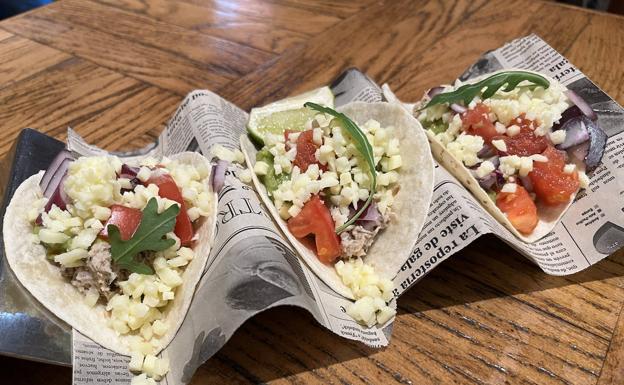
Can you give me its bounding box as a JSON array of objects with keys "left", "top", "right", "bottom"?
[{"left": 68, "top": 34, "right": 623, "bottom": 385}]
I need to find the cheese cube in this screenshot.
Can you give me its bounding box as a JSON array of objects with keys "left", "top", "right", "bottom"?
[
  {"left": 335, "top": 157, "right": 350, "bottom": 173},
  {"left": 501, "top": 183, "right": 517, "bottom": 193},
  {"left": 142, "top": 355, "right": 157, "bottom": 377},
  {"left": 92, "top": 206, "right": 112, "bottom": 221},
  {"left": 39, "top": 229, "right": 70, "bottom": 244},
  {"left": 376, "top": 306, "right": 396, "bottom": 325},
  {"left": 579, "top": 171, "right": 590, "bottom": 189},
  {"left": 550, "top": 130, "right": 566, "bottom": 145},
  {"left": 253, "top": 161, "right": 270, "bottom": 176},
  {"left": 54, "top": 248, "right": 88, "bottom": 266},
  {"left": 385, "top": 155, "right": 402, "bottom": 171},
  {"left": 152, "top": 320, "right": 168, "bottom": 337},
  {"left": 140, "top": 323, "right": 153, "bottom": 341},
  {"left": 128, "top": 352, "right": 145, "bottom": 372},
  {"left": 506, "top": 124, "right": 521, "bottom": 136},
  {"left": 70, "top": 228, "right": 99, "bottom": 250},
  {"left": 518, "top": 157, "right": 534, "bottom": 177},
  {"left": 157, "top": 267, "right": 183, "bottom": 288},
  {"left": 492, "top": 139, "right": 507, "bottom": 152},
  {"left": 85, "top": 287, "right": 99, "bottom": 307}
]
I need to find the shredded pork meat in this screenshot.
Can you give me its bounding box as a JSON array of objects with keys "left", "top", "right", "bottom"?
[
  {"left": 340, "top": 211, "right": 392, "bottom": 259},
  {"left": 67, "top": 242, "right": 120, "bottom": 301}
]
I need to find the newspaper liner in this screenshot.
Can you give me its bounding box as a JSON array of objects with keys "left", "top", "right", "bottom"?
[{"left": 70, "top": 34, "right": 624, "bottom": 384}]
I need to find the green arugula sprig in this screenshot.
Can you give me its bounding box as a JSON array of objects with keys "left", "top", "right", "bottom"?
[
  {"left": 304, "top": 102, "right": 376, "bottom": 234},
  {"left": 419, "top": 71, "right": 550, "bottom": 111},
  {"left": 108, "top": 198, "right": 180, "bottom": 274}
]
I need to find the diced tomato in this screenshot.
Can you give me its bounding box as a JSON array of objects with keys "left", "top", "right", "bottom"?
[
  {"left": 287, "top": 195, "right": 341, "bottom": 263},
  {"left": 492, "top": 115, "right": 551, "bottom": 156},
  {"left": 529, "top": 146, "right": 579, "bottom": 206},
  {"left": 293, "top": 130, "right": 319, "bottom": 172},
  {"left": 461, "top": 103, "right": 498, "bottom": 144},
  {"left": 496, "top": 185, "right": 538, "bottom": 235},
  {"left": 101, "top": 205, "right": 142, "bottom": 241},
  {"left": 145, "top": 172, "right": 194, "bottom": 245}
]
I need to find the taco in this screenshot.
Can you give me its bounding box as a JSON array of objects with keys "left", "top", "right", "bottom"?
[
  {"left": 413, "top": 70, "right": 607, "bottom": 242},
  {"left": 241, "top": 95, "right": 434, "bottom": 327},
  {"left": 3, "top": 151, "right": 217, "bottom": 381}
]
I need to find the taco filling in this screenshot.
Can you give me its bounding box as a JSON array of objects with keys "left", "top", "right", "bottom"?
[
  {"left": 416, "top": 71, "right": 605, "bottom": 237},
  {"left": 29, "top": 153, "right": 214, "bottom": 382},
  {"left": 246, "top": 101, "right": 405, "bottom": 327}
]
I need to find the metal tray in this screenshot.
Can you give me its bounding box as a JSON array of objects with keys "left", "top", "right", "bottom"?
[{"left": 0, "top": 129, "right": 71, "bottom": 365}]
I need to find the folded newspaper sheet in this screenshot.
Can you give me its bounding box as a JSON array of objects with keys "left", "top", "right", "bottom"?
[{"left": 70, "top": 34, "right": 624, "bottom": 384}]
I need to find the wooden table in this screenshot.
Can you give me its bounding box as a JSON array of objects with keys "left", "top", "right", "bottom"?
[{"left": 1, "top": 0, "right": 623, "bottom": 384}]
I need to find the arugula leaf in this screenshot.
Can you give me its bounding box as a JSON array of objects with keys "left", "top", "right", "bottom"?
[
  {"left": 304, "top": 102, "right": 377, "bottom": 234},
  {"left": 420, "top": 71, "right": 550, "bottom": 110},
  {"left": 108, "top": 197, "right": 180, "bottom": 274}
]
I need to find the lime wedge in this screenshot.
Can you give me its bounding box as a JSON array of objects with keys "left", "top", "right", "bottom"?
[{"left": 247, "top": 86, "right": 334, "bottom": 145}]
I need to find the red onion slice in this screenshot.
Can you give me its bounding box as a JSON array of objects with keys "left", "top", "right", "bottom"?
[
  {"left": 556, "top": 117, "right": 590, "bottom": 150},
  {"left": 478, "top": 144, "right": 495, "bottom": 158},
  {"left": 357, "top": 202, "right": 382, "bottom": 223},
  {"left": 559, "top": 117, "right": 606, "bottom": 173},
  {"left": 565, "top": 90, "right": 597, "bottom": 121},
  {"left": 487, "top": 155, "right": 500, "bottom": 169},
  {"left": 211, "top": 160, "right": 228, "bottom": 193},
  {"left": 477, "top": 172, "right": 497, "bottom": 190},
  {"left": 38, "top": 150, "right": 75, "bottom": 218},
  {"left": 450, "top": 103, "right": 467, "bottom": 114},
  {"left": 553, "top": 106, "right": 583, "bottom": 131},
  {"left": 119, "top": 164, "right": 139, "bottom": 179},
  {"left": 583, "top": 118, "right": 607, "bottom": 172},
  {"left": 40, "top": 149, "right": 74, "bottom": 194},
  {"left": 427, "top": 86, "right": 445, "bottom": 98},
  {"left": 519, "top": 175, "right": 533, "bottom": 192}
]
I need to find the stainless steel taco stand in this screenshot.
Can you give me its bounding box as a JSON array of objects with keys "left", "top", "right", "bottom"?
[{"left": 0, "top": 129, "right": 71, "bottom": 365}]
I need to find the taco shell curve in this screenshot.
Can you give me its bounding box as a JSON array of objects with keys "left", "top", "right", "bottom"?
[
  {"left": 2, "top": 151, "right": 217, "bottom": 356},
  {"left": 241, "top": 102, "right": 434, "bottom": 299}
]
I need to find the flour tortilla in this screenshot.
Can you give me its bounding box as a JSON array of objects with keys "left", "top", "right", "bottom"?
[
  {"left": 242, "top": 102, "right": 434, "bottom": 299},
  {"left": 3, "top": 151, "right": 217, "bottom": 356},
  {"left": 416, "top": 70, "right": 580, "bottom": 243}
]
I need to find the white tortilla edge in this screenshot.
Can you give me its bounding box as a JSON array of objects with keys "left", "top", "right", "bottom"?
[
  {"left": 241, "top": 102, "right": 434, "bottom": 298},
  {"left": 3, "top": 151, "right": 217, "bottom": 356}
]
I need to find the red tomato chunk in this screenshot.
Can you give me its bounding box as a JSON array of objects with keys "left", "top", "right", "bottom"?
[
  {"left": 529, "top": 146, "right": 579, "bottom": 206},
  {"left": 145, "top": 172, "right": 194, "bottom": 246},
  {"left": 292, "top": 130, "right": 327, "bottom": 172},
  {"left": 287, "top": 195, "right": 341, "bottom": 263},
  {"left": 101, "top": 205, "right": 142, "bottom": 241},
  {"left": 496, "top": 185, "right": 538, "bottom": 235},
  {"left": 461, "top": 103, "right": 498, "bottom": 144},
  {"left": 493, "top": 115, "right": 551, "bottom": 156}
]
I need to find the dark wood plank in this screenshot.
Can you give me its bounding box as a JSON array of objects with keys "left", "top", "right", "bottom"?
[
  {"left": 216, "top": 0, "right": 496, "bottom": 110},
  {"left": 0, "top": 57, "right": 177, "bottom": 157},
  {"left": 0, "top": 0, "right": 273, "bottom": 95},
  {"left": 94, "top": 0, "right": 309, "bottom": 54},
  {"left": 181, "top": 0, "right": 342, "bottom": 35},
  {"left": 563, "top": 9, "right": 624, "bottom": 104},
  {"left": 266, "top": 0, "right": 377, "bottom": 19},
  {"left": 598, "top": 304, "right": 624, "bottom": 384},
  {"left": 0, "top": 35, "right": 71, "bottom": 88}
]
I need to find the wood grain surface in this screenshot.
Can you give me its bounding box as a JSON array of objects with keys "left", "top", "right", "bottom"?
[{"left": 1, "top": 0, "right": 623, "bottom": 384}]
